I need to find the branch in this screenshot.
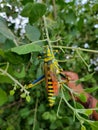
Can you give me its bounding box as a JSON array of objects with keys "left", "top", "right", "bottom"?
[
  {"left": 33, "top": 98, "right": 38, "bottom": 130},
  {"left": 0, "top": 68, "right": 29, "bottom": 95},
  {"left": 52, "top": 45, "right": 98, "bottom": 53},
  {"left": 52, "top": 0, "right": 57, "bottom": 20}
]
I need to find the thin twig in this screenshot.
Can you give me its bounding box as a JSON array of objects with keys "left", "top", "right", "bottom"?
[
  {"left": 61, "top": 86, "right": 95, "bottom": 124},
  {"left": 76, "top": 49, "right": 89, "bottom": 68},
  {"left": 57, "top": 96, "right": 63, "bottom": 118},
  {"left": 0, "top": 68, "right": 29, "bottom": 95},
  {"left": 52, "top": 0, "right": 57, "bottom": 20},
  {"left": 52, "top": 45, "right": 98, "bottom": 53},
  {"left": 33, "top": 98, "right": 38, "bottom": 130},
  {"left": 13, "top": 39, "right": 18, "bottom": 46},
  {"left": 43, "top": 16, "right": 54, "bottom": 55},
  {"left": 50, "top": 38, "right": 61, "bottom": 43},
  {"left": 0, "top": 99, "right": 22, "bottom": 109},
  {"left": 43, "top": 16, "right": 51, "bottom": 47},
  {"left": 61, "top": 87, "right": 75, "bottom": 111}
]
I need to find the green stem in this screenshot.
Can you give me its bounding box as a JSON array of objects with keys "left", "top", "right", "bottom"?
[
  {"left": 61, "top": 85, "right": 96, "bottom": 125},
  {"left": 52, "top": 45, "right": 98, "bottom": 53},
  {"left": 62, "top": 83, "right": 76, "bottom": 94},
  {"left": 33, "top": 98, "right": 38, "bottom": 130},
  {"left": 32, "top": 39, "right": 47, "bottom": 44},
  {"left": 43, "top": 16, "right": 51, "bottom": 47},
  {"left": 0, "top": 68, "right": 29, "bottom": 94},
  {"left": 57, "top": 59, "right": 75, "bottom": 62},
  {"left": 57, "top": 96, "right": 63, "bottom": 118},
  {"left": 13, "top": 39, "right": 18, "bottom": 46},
  {"left": 61, "top": 87, "right": 75, "bottom": 111},
  {"left": 5, "top": 62, "right": 9, "bottom": 72},
  {"left": 76, "top": 49, "right": 89, "bottom": 68},
  {"left": 52, "top": 0, "right": 57, "bottom": 20},
  {"left": 43, "top": 16, "right": 54, "bottom": 54},
  {"left": 50, "top": 38, "right": 61, "bottom": 43}
]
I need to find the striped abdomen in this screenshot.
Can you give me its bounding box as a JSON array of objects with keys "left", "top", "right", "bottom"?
[
  {"left": 44, "top": 62, "right": 59, "bottom": 107},
  {"left": 47, "top": 73, "right": 56, "bottom": 107}
]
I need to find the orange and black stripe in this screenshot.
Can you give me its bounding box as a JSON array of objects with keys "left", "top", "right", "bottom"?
[
  {"left": 47, "top": 73, "right": 56, "bottom": 107},
  {"left": 44, "top": 62, "right": 56, "bottom": 107}
]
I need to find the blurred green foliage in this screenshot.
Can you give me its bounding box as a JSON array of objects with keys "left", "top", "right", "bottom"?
[{"left": 0, "top": 0, "right": 98, "bottom": 130}]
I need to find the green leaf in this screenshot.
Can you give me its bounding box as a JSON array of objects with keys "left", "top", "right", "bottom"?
[
  {"left": 20, "top": 93, "right": 26, "bottom": 98},
  {"left": 0, "top": 16, "right": 15, "bottom": 40},
  {"left": 21, "top": 3, "right": 46, "bottom": 23},
  {"left": 27, "top": 116, "right": 34, "bottom": 125},
  {"left": 81, "top": 125, "right": 86, "bottom": 130},
  {"left": 96, "top": 103, "right": 98, "bottom": 113},
  {"left": 0, "top": 88, "right": 8, "bottom": 106},
  {"left": 94, "top": 29, "right": 98, "bottom": 35},
  {"left": 92, "top": 4, "right": 98, "bottom": 12},
  {"left": 76, "top": 73, "right": 94, "bottom": 84},
  {"left": 10, "top": 90, "right": 15, "bottom": 96},
  {"left": 42, "top": 112, "right": 50, "bottom": 120},
  {"left": 25, "top": 24, "right": 41, "bottom": 42},
  {"left": 77, "top": 17, "right": 84, "bottom": 31},
  {"left": 3, "top": 39, "right": 15, "bottom": 50},
  {"left": 26, "top": 95, "right": 31, "bottom": 102},
  {"left": 90, "top": 121, "right": 98, "bottom": 130},
  {"left": 75, "top": 102, "right": 84, "bottom": 109},
  {"left": 85, "top": 109, "right": 93, "bottom": 116},
  {"left": 6, "top": 125, "right": 15, "bottom": 130},
  {"left": 29, "top": 3, "right": 46, "bottom": 23},
  {"left": 0, "top": 33, "right": 6, "bottom": 43},
  {"left": 0, "top": 48, "right": 5, "bottom": 57},
  {"left": 63, "top": 89, "right": 71, "bottom": 101},
  {"left": 85, "top": 86, "right": 98, "bottom": 93},
  {"left": 36, "top": 64, "right": 43, "bottom": 78},
  {"left": 21, "top": 0, "right": 34, "bottom": 5},
  {"left": 63, "top": 9, "right": 76, "bottom": 24},
  {"left": 42, "top": 111, "right": 56, "bottom": 122},
  {"left": 77, "top": 109, "right": 93, "bottom": 117},
  {"left": 13, "top": 66, "right": 26, "bottom": 78},
  {"left": 38, "top": 104, "right": 45, "bottom": 112},
  {"left": 77, "top": 93, "right": 87, "bottom": 103},
  {"left": 11, "top": 43, "right": 43, "bottom": 54},
  {"left": 21, "top": 2, "right": 33, "bottom": 17},
  {"left": 19, "top": 108, "right": 30, "bottom": 118},
  {"left": 0, "top": 75, "right": 13, "bottom": 84},
  {"left": 4, "top": 51, "right": 27, "bottom": 64},
  {"left": 50, "top": 122, "right": 58, "bottom": 130}
]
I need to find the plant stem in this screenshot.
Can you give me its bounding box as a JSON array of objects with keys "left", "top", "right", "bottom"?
[
  {"left": 52, "top": 45, "right": 98, "bottom": 53},
  {"left": 0, "top": 68, "right": 29, "bottom": 94},
  {"left": 32, "top": 39, "right": 47, "bottom": 44},
  {"left": 43, "top": 16, "right": 51, "bottom": 47},
  {"left": 57, "top": 96, "right": 63, "bottom": 118},
  {"left": 33, "top": 98, "right": 38, "bottom": 130},
  {"left": 62, "top": 83, "right": 75, "bottom": 94},
  {"left": 43, "top": 16, "right": 54, "bottom": 54},
  {"left": 61, "top": 85, "right": 95, "bottom": 125},
  {"left": 13, "top": 39, "right": 18, "bottom": 46},
  {"left": 50, "top": 38, "right": 61, "bottom": 43},
  {"left": 61, "top": 87, "right": 75, "bottom": 111},
  {"left": 76, "top": 49, "right": 89, "bottom": 68},
  {"left": 52, "top": 0, "right": 57, "bottom": 20}
]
